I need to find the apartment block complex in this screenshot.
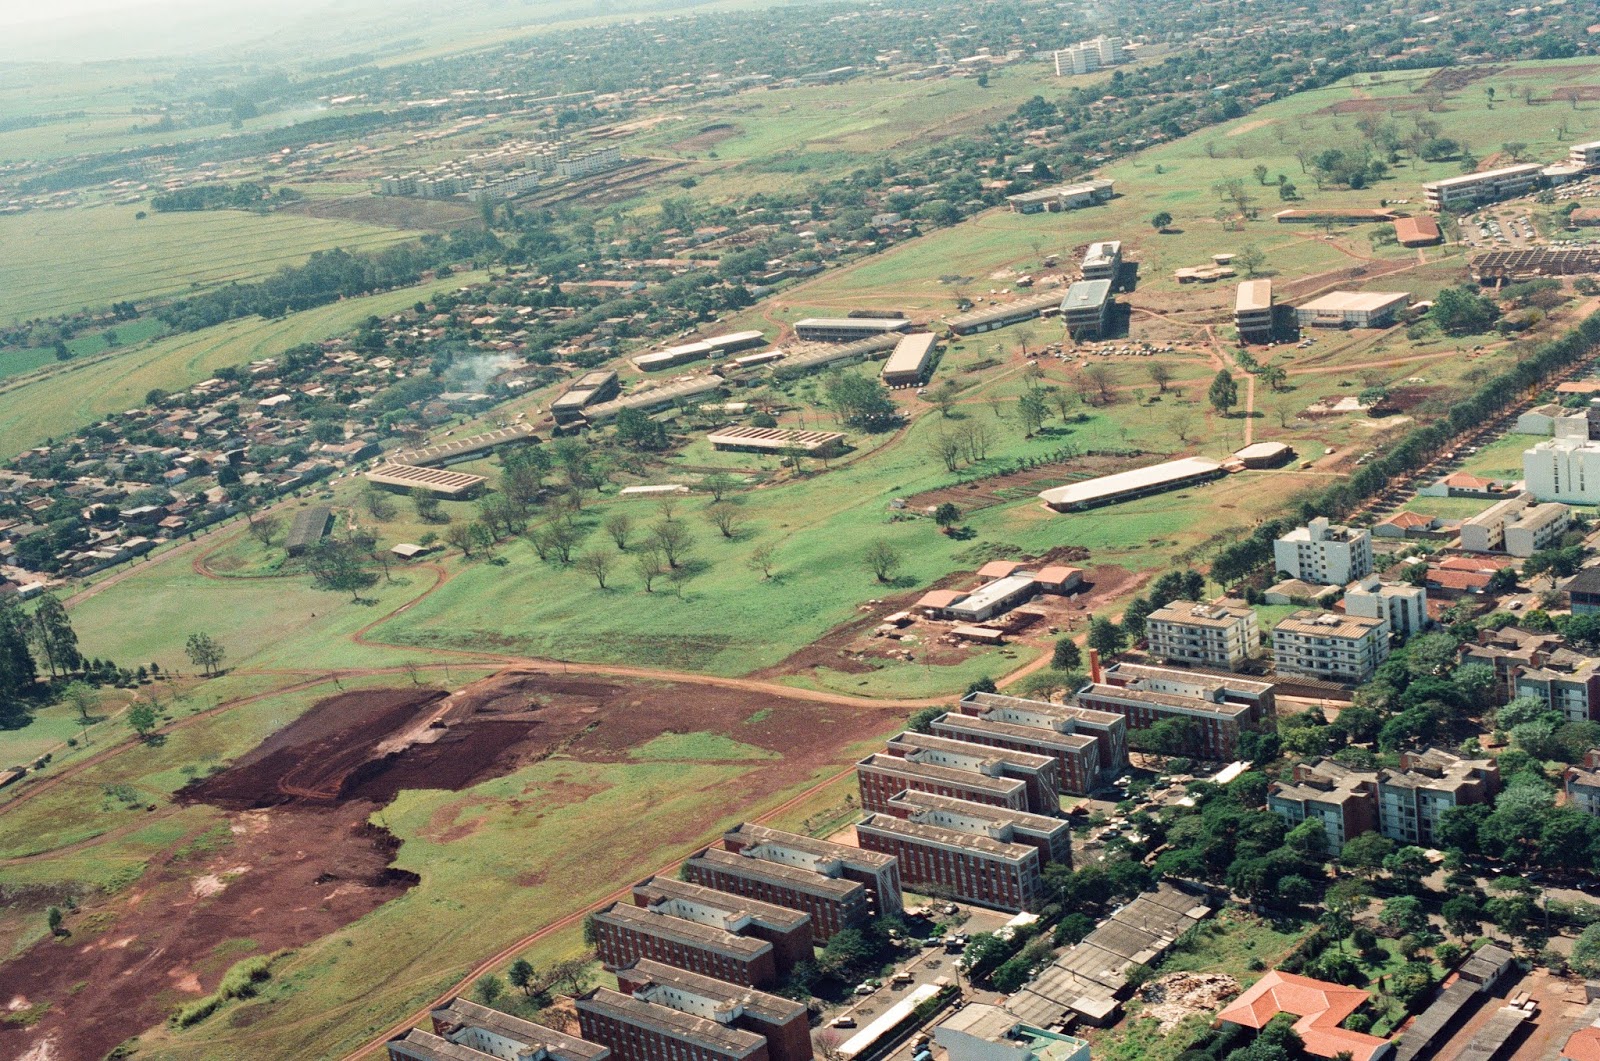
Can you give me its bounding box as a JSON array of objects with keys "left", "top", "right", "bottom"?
[
  {"left": 1524, "top": 437, "right": 1600, "bottom": 505},
  {"left": 1343, "top": 576, "right": 1428, "bottom": 639},
  {"left": 576, "top": 988, "right": 768, "bottom": 1061},
  {"left": 614, "top": 959, "right": 812, "bottom": 1061},
  {"left": 1144, "top": 600, "right": 1260, "bottom": 671},
  {"left": 721, "top": 823, "right": 903, "bottom": 919},
  {"left": 1459, "top": 492, "right": 1569, "bottom": 557},
  {"left": 856, "top": 808, "right": 1047, "bottom": 913},
  {"left": 1514, "top": 648, "right": 1600, "bottom": 723},
  {"left": 388, "top": 998, "right": 610, "bottom": 1061},
  {"left": 1078, "top": 661, "right": 1271, "bottom": 759},
  {"left": 1423, "top": 163, "right": 1543, "bottom": 210},
  {"left": 1271, "top": 611, "right": 1390, "bottom": 684},
  {"left": 1267, "top": 761, "right": 1379, "bottom": 853},
  {"left": 856, "top": 752, "right": 1032, "bottom": 815},
  {"left": 631, "top": 876, "right": 812, "bottom": 976},
  {"left": 1267, "top": 748, "right": 1499, "bottom": 848},
  {"left": 938, "top": 693, "right": 1126, "bottom": 796},
  {"left": 883, "top": 731, "right": 1061, "bottom": 813},
  {"left": 883, "top": 790, "right": 1071, "bottom": 866},
  {"left": 1052, "top": 36, "right": 1127, "bottom": 76},
  {"left": 1565, "top": 750, "right": 1600, "bottom": 817},
  {"left": 1274, "top": 518, "right": 1374, "bottom": 585},
  {"left": 588, "top": 901, "right": 778, "bottom": 988},
  {"left": 686, "top": 847, "right": 871, "bottom": 942},
  {"left": 1461, "top": 624, "right": 1569, "bottom": 701}
]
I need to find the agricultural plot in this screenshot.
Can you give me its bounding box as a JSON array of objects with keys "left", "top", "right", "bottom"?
[{"left": 0, "top": 206, "right": 424, "bottom": 320}]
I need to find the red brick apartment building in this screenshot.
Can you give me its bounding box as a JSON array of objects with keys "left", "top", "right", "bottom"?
[
  {"left": 949, "top": 691, "right": 1129, "bottom": 794},
  {"left": 589, "top": 901, "right": 777, "bottom": 988},
  {"left": 722, "top": 823, "right": 903, "bottom": 919},
  {"left": 884, "top": 730, "right": 1061, "bottom": 813},
  {"left": 632, "top": 876, "right": 813, "bottom": 976},
  {"left": 577, "top": 987, "right": 769, "bottom": 1061},
  {"left": 685, "top": 846, "right": 872, "bottom": 942},
  {"left": 855, "top": 809, "right": 1045, "bottom": 913},
  {"left": 883, "top": 790, "right": 1072, "bottom": 866},
  {"left": 857, "top": 752, "right": 1030, "bottom": 814},
  {"left": 385, "top": 997, "right": 610, "bottom": 1061},
  {"left": 616, "top": 959, "right": 812, "bottom": 1061},
  {"left": 1076, "top": 661, "right": 1275, "bottom": 759}
]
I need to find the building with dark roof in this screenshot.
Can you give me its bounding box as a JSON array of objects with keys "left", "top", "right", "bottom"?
[
  {"left": 685, "top": 846, "right": 872, "bottom": 941},
  {"left": 615, "top": 959, "right": 811, "bottom": 1061},
  {"left": 1567, "top": 566, "right": 1600, "bottom": 616},
  {"left": 284, "top": 505, "right": 332, "bottom": 556},
  {"left": 720, "top": 823, "right": 901, "bottom": 920},
  {"left": 418, "top": 998, "right": 610, "bottom": 1060},
  {"left": 632, "top": 876, "right": 812, "bottom": 976},
  {"left": 1078, "top": 660, "right": 1267, "bottom": 759},
  {"left": 884, "top": 731, "right": 1060, "bottom": 814},
  {"left": 856, "top": 809, "right": 1045, "bottom": 913},
  {"left": 884, "top": 789, "right": 1071, "bottom": 865},
  {"left": 958, "top": 691, "right": 1128, "bottom": 786},
  {"left": 857, "top": 752, "right": 1030, "bottom": 815},
  {"left": 577, "top": 987, "right": 768, "bottom": 1061},
  {"left": 589, "top": 901, "right": 778, "bottom": 988}
]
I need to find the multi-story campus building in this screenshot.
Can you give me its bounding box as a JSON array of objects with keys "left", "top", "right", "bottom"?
[
  {"left": 721, "top": 823, "right": 902, "bottom": 919},
  {"left": 588, "top": 901, "right": 778, "bottom": 988},
  {"left": 1004, "top": 179, "right": 1115, "bottom": 214},
  {"left": 1078, "top": 661, "right": 1270, "bottom": 759},
  {"left": 1423, "top": 163, "right": 1543, "bottom": 210},
  {"left": 1459, "top": 492, "right": 1570, "bottom": 556},
  {"left": 1294, "top": 291, "right": 1410, "bottom": 329},
  {"left": 883, "top": 790, "right": 1072, "bottom": 866},
  {"left": 1271, "top": 611, "right": 1390, "bottom": 684},
  {"left": 1524, "top": 437, "right": 1600, "bottom": 505},
  {"left": 1274, "top": 518, "right": 1374, "bottom": 585},
  {"left": 856, "top": 751, "right": 1032, "bottom": 815},
  {"left": 1342, "top": 576, "right": 1428, "bottom": 639},
  {"left": 856, "top": 809, "right": 1047, "bottom": 913},
  {"left": 1143, "top": 600, "right": 1260, "bottom": 671},
  {"left": 614, "top": 959, "right": 812, "bottom": 1061},
  {"left": 1565, "top": 750, "right": 1600, "bottom": 817},
  {"left": 1567, "top": 567, "right": 1600, "bottom": 616},
  {"left": 1059, "top": 279, "right": 1114, "bottom": 339},
  {"left": 1052, "top": 36, "right": 1126, "bottom": 76},
  {"left": 577, "top": 987, "right": 769, "bottom": 1061},
  {"left": 883, "top": 731, "right": 1061, "bottom": 814},
  {"left": 1571, "top": 140, "right": 1600, "bottom": 170},
  {"left": 1267, "top": 760, "right": 1380, "bottom": 853},
  {"left": 1377, "top": 749, "right": 1500, "bottom": 847},
  {"left": 937, "top": 694, "right": 1126, "bottom": 796},
  {"left": 685, "top": 848, "right": 872, "bottom": 941},
  {"left": 388, "top": 998, "right": 610, "bottom": 1061},
  {"left": 631, "top": 876, "right": 813, "bottom": 977},
  {"left": 792, "top": 317, "right": 910, "bottom": 343},
  {"left": 1080, "top": 240, "right": 1122, "bottom": 281},
  {"left": 1234, "top": 280, "right": 1274, "bottom": 342}
]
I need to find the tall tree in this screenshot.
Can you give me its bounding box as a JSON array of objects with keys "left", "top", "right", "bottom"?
[
  {"left": 184, "top": 633, "right": 226, "bottom": 676},
  {"left": 30, "top": 593, "right": 80, "bottom": 679},
  {"left": 1208, "top": 370, "right": 1239, "bottom": 416}
]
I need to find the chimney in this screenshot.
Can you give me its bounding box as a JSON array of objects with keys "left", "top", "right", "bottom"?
[{"left": 1089, "top": 648, "right": 1102, "bottom": 684}]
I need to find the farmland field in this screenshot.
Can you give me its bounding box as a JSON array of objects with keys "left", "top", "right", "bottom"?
[{"left": 0, "top": 205, "right": 424, "bottom": 321}]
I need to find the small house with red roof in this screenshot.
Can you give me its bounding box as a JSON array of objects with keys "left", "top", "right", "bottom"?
[{"left": 1217, "top": 971, "right": 1394, "bottom": 1061}]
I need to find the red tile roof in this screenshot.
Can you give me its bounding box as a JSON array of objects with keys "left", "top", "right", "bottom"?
[
  {"left": 1437, "top": 554, "right": 1517, "bottom": 572},
  {"left": 1217, "top": 971, "right": 1391, "bottom": 1061},
  {"left": 917, "top": 590, "right": 967, "bottom": 609},
  {"left": 1393, "top": 216, "right": 1442, "bottom": 245},
  {"left": 1426, "top": 569, "right": 1492, "bottom": 592},
  {"left": 1381, "top": 511, "right": 1436, "bottom": 528},
  {"left": 977, "top": 560, "right": 1023, "bottom": 579},
  {"left": 1564, "top": 1026, "right": 1600, "bottom": 1061},
  {"left": 1034, "top": 564, "right": 1083, "bottom": 584},
  {"left": 1441, "top": 472, "right": 1496, "bottom": 489}
]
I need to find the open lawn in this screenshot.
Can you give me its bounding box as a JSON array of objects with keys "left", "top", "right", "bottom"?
[
  {"left": 0, "top": 206, "right": 424, "bottom": 320},
  {"left": 0, "top": 269, "right": 489, "bottom": 459}
]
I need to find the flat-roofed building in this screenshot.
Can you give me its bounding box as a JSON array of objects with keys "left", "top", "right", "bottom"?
[
  {"left": 885, "top": 731, "right": 1060, "bottom": 814},
  {"left": 632, "top": 877, "right": 812, "bottom": 976},
  {"left": 1572, "top": 140, "right": 1600, "bottom": 170},
  {"left": 552, "top": 370, "right": 621, "bottom": 424},
  {"left": 946, "top": 573, "right": 1040, "bottom": 623},
  {"left": 1564, "top": 749, "right": 1600, "bottom": 816},
  {"left": 635, "top": 341, "right": 715, "bottom": 372},
  {"left": 703, "top": 331, "right": 767, "bottom": 355},
  {"left": 884, "top": 790, "right": 1071, "bottom": 866},
  {"left": 364, "top": 462, "right": 488, "bottom": 499},
  {"left": 945, "top": 291, "right": 1065, "bottom": 335},
  {"left": 577, "top": 987, "right": 768, "bottom": 1061},
  {"left": 1525, "top": 436, "right": 1600, "bottom": 505},
  {"left": 1343, "top": 576, "right": 1428, "bottom": 639},
  {"left": 1272, "top": 611, "right": 1390, "bottom": 684},
  {"left": 959, "top": 691, "right": 1128, "bottom": 784},
  {"left": 1038, "top": 457, "right": 1224, "bottom": 512},
  {"left": 1052, "top": 36, "right": 1126, "bottom": 76},
  {"left": 685, "top": 847, "right": 873, "bottom": 941},
  {"left": 933, "top": 709, "right": 1105, "bottom": 797},
  {"left": 588, "top": 901, "right": 778, "bottom": 988},
  {"left": 1098, "top": 660, "right": 1273, "bottom": 720},
  {"left": 721, "top": 822, "right": 901, "bottom": 919},
  {"left": 881, "top": 332, "right": 938, "bottom": 386},
  {"left": 1274, "top": 518, "right": 1374, "bottom": 585},
  {"left": 1144, "top": 601, "right": 1260, "bottom": 671},
  {"left": 1234, "top": 280, "right": 1274, "bottom": 342},
  {"left": 705, "top": 426, "right": 846, "bottom": 455},
  {"left": 1267, "top": 760, "right": 1379, "bottom": 852},
  {"left": 1295, "top": 291, "right": 1410, "bottom": 328},
  {"left": 1080, "top": 241, "right": 1122, "bottom": 281},
  {"left": 1461, "top": 624, "right": 1567, "bottom": 700},
  {"left": 1515, "top": 644, "right": 1600, "bottom": 722},
  {"left": 1060, "top": 279, "right": 1114, "bottom": 339},
  {"left": 387, "top": 1030, "right": 514, "bottom": 1061},
  {"left": 584, "top": 377, "right": 726, "bottom": 425},
  {"left": 857, "top": 751, "right": 1031, "bottom": 815},
  {"left": 614, "top": 959, "right": 810, "bottom": 1061},
  {"left": 1423, "top": 163, "right": 1543, "bottom": 210},
  {"left": 1377, "top": 748, "right": 1499, "bottom": 847},
  {"left": 419, "top": 997, "right": 611, "bottom": 1061},
  {"left": 1005, "top": 179, "right": 1115, "bottom": 214},
  {"left": 792, "top": 317, "right": 911, "bottom": 343},
  {"left": 1076, "top": 679, "right": 1256, "bottom": 760},
  {"left": 285, "top": 505, "right": 333, "bottom": 557},
  {"left": 856, "top": 811, "right": 1045, "bottom": 913}
]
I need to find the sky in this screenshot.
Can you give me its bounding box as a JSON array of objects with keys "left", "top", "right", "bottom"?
[{"left": 0, "top": 0, "right": 179, "bottom": 29}]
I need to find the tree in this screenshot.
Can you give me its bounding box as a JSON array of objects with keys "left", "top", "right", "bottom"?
[
  {"left": 304, "top": 539, "right": 379, "bottom": 602},
  {"left": 933, "top": 502, "right": 962, "bottom": 533},
  {"left": 704, "top": 502, "right": 745, "bottom": 539},
  {"left": 1148, "top": 363, "right": 1174, "bottom": 393},
  {"left": 1252, "top": 164, "right": 1270, "bottom": 185},
  {"left": 474, "top": 974, "right": 505, "bottom": 1006},
  {"left": 1379, "top": 895, "right": 1428, "bottom": 936},
  {"left": 1086, "top": 616, "right": 1126, "bottom": 656},
  {"left": 30, "top": 593, "right": 81, "bottom": 678},
  {"left": 931, "top": 380, "right": 962, "bottom": 417},
  {"left": 1208, "top": 370, "right": 1239, "bottom": 416},
  {"left": 635, "top": 547, "right": 667, "bottom": 592},
  {"left": 1238, "top": 244, "right": 1266, "bottom": 277},
  {"left": 1338, "top": 832, "right": 1395, "bottom": 878},
  {"left": 865, "top": 539, "right": 902, "bottom": 583},
  {"left": 1052, "top": 637, "right": 1082, "bottom": 671},
  {"left": 929, "top": 430, "right": 963, "bottom": 473},
  {"left": 508, "top": 958, "right": 537, "bottom": 996},
  {"left": 1572, "top": 924, "right": 1600, "bottom": 977},
  {"left": 1150, "top": 211, "right": 1173, "bottom": 232},
  {"left": 602, "top": 511, "right": 633, "bottom": 550},
  {"left": 248, "top": 514, "right": 283, "bottom": 546},
  {"left": 412, "top": 487, "right": 443, "bottom": 523},
  {"left": 184, "top": 633, "right": 226, "bottom": 676},
  {"left": 47, "top": 906, "right": 65, "bottom": 937},
  {"left": 1171, "top": 410, "right": 1196, "bottom": 445},
  {"left": 823, "top": 372, "right": 898, "bottom": 430},
  {"left": 575, "top": 548, "right": 617, "bottom": 589},
  {"left": 1083, "top": 363, "right": 1117, "bottom": 405},
  {"left": 647, "top": 521, "right": 694, "bottom": 569},
  {"left": 909, "top": 706, "right": 944, "bottom": 733},
  {"left": 128, "top": 700, "right": 158, "bottom": 741},
  {"left": 702, "top": 472, "right": 735, "bottom": 502},
  {"left": 747, "top": 542, "right": 778, "bottom": 580},
  {"left": 1017, "top": 391, "right": 1050, "bottom": 437}
]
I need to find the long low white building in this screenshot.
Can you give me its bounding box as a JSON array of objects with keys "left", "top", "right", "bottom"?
[
  {"left": 1295, "top": 291, "right": 1409, "bottom": 329},
  {"left": 1038, "top": 457, "right": 1224, "bottom": 512}
]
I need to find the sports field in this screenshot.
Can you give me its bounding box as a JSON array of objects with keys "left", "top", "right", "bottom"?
[{"left": 0, "top": 206, "right": 424, "bottom": 321}]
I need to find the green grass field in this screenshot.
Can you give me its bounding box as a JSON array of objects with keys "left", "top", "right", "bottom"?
[
  {"left": 0, "top": 269, "right": 488, "bottom": 459},
  {"left": 0, "top": 206, "right": 423, "bottom": 321}
]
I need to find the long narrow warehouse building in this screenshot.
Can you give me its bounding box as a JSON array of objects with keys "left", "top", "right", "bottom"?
[{"left": 1038, "top": 457, "right": 1225, "bottom": 511}]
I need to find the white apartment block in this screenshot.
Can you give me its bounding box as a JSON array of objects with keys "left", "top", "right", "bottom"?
[
  {"left": 1052, "top": 36, "right": 1126, "bottom": 76},
  {"left": 1272, "top": 611, "right": 1390, "bottom": 684},
  {"left": 1459, "top": 492, "right": 1570, "bottom": 557},
  {"left": 1273, "top": 517, "right": 1374, "bottom": 585},
  {"left": 1144, "top": 601, "right": 1260, "bottom": 671},
  {"left": 1569, "top": 140, "right": 1600, "bottom": 170},
  {"left": 1524, "top": 437, "right": 1600, "bottom": 505},
  {"left": 1422, "top": 163, "right": 1543, "bottom": 211},
  {"left": 1080, "top": 240, "right": 1122, "bottom": 281},
  {"left": 1343, "top": 576, "right": 1428, "bottom": 639}
]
